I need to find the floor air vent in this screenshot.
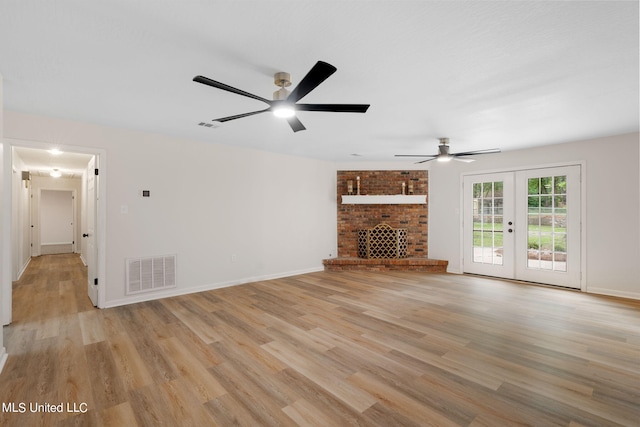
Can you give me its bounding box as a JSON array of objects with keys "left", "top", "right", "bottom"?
[{"left": 126, "top": 254, "right": 176, "bottom": 295}]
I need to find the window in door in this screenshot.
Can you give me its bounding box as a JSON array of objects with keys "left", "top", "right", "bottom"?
[
  {"left": 472, "top": 181, "right": 504, "bottom": 265},
  {"left": 527, "top": 175, "right": 567, "bottom": 272}
]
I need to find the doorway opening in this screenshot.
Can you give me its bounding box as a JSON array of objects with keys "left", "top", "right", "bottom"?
[
  {"left": 3, "top": 140, "right": 106, "bottom": 325},
  {"left": 463, "top": 164, "right": 584, "bottom": 290}
]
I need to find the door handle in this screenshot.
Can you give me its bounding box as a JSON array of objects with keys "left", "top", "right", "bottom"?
[{"left": 82, "top": 233, "right": 89, "bottom": 238}]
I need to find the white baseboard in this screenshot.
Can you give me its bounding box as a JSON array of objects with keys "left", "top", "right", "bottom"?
[
  {"left": 79, "top": 255, "right": 87, "bottom": 266},
  {"left": 586, "top": 287, "right": 640, "bottom": 301},
  {"left": 104, "top": 265, "right": 325, "bottom": 309},
  {"left": 17, "top": 257, "right": 31, "bottom": 281},
  {"left": 0, "top": 347, "right": 8, "bottom": 375}
]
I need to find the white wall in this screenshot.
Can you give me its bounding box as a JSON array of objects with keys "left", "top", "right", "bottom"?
[
  {"left": 4, "top": 110, "right": 337, "bottom": 307},
  {"left": 0, "top": 72, "right": 7, "bottom": 368},
  {"left": 427, "top": 132, "right": 640, "bottom": 299},
  {"left": 10, "top": 150, "right": 31, "bottom": 280}
]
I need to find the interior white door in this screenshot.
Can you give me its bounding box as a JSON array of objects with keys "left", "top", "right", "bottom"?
[
  {"left": 464, "top": 165, "right": 582, "bottom": 289},
  {"left": 85, "top": 156, "right": 98, "bottom": 306},
  {"left": 463, "top": 172, "right": 515, "bottom": 279},
  {"left": 40, "top": 189, "right": 74, "bottom": 254}
]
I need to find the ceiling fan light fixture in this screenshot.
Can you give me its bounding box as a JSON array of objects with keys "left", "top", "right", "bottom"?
[
  {"left": 272, "top": 104, "right": 296, "bottom": 118},
  {"left": 436, "top": 154, "right": 452, "bottom": 162}
]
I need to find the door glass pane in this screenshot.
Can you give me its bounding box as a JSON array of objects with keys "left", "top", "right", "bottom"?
[
  {"left": 473, "top": 181, "right": 503, "bottom": 265},
  {"left": 527, "top": 175, "right": 568, "bottom": 272}
]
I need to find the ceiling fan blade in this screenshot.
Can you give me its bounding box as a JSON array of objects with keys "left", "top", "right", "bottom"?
[
  {"left": 212, "top": 108, "right": 271, "bottom": 122},
  {"left": 416, "top": 157, "right": 437, "bottom": 164},
  {"left": 296, "top": 104, "right": 370, "bottom": 113},
  {"left": 453, "top": 157, "right": 475, "bottom": 163},
  {"left": 453, "top": 148, "right": 501, "bottom": 156},
  {"left": 287, "top": 61, "right": 337, "bottom": 103},
  {"left": 286, "top": 115, "right": 306, "bottom": 132},
  {"left": 193, "top": 76, "right": 272, "bottom": 105},
  {"left": 394, "top": 154, "right": 437, "bottom": 158}
]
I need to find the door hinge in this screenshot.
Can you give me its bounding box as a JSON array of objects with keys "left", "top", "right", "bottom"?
[
  {"left": 94, "top": 278, "right": 98, "bottom": 286},
  {"left": 95, "top": 168, "right": 99, "bottom": 176}
]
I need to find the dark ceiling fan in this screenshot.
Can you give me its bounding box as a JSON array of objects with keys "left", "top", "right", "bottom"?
[
  {"left": 395, "top": 138, "right": 500, "bottom": 163},
  {"left": 193, "top": 61, "right": 370, "bottom": 132}
]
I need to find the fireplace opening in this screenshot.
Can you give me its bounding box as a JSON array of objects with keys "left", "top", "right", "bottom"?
[{"left": 358, "top": 223, "right": 408, "bottom": 259}]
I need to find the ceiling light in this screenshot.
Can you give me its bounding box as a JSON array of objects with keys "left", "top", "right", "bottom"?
[
  {"left": 50, "top": 169, "right": 62, "bottom": 178},
  {"left": 273, "top": 105, "right": 296, "bottom": 118},
  {"left": 436, "top": 155, "right": 452, "bottom": 162},
  {"left": 48, "top": 148, "right": 63, "bottom": 155}
]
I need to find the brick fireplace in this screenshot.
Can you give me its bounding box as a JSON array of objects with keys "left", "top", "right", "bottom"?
[{"left": 323, "top": 170, "right": 448, "bottom": 272}]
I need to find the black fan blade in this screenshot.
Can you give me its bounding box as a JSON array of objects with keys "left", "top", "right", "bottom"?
[
  {"left": 453, "top": 148, "right": 501, "bottom": 157},
  {"left": 296, "top": 104, "right": 370, "bottom": 113},
  {"left": 213, "top": 108, "right": 271, "bottom": 123},
  {"left": 193, "top": 76, "right": 272, "bottom": 105},
  {"left": 286, "top": 116, "right": 306, "bottom": 132},
  {"left": 416, "top": 158, "right": 437, "bottom": 164},
  {"left": 287, "top": 61, "right": 337, "bottom": 103}
]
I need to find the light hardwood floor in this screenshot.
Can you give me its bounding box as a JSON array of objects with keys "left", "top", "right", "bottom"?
[{"left": 1, "top": 254, "right": 639, "bottom": 426}]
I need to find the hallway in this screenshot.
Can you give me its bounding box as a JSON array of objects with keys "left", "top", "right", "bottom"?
[{"left": 11, "top": 254, "right": 93, "bottom": 323}]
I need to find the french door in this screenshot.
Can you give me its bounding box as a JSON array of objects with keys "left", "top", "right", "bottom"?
[{"left": 463, "top": 165, "right": 581, "bottom": 288}]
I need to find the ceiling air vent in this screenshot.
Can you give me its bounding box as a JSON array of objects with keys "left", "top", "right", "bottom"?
[{"left": 198, "top": 122, "right": 220, "bottom": 129}]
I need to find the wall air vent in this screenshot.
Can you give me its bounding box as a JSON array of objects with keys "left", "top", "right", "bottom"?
[{"left": 126, "top": 254, "right": 176, "bottom": 295}]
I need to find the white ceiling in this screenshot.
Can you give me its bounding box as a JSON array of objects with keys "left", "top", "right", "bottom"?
[
  {"left": 12, "top": 146, "right": 92, "bottom": 179},
  {"left": 1, "top": 1, "right": 638, "bottom": 163}
]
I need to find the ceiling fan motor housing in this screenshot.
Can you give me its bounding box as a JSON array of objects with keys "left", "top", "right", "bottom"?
[
  {"left": 274, "top": 72, "right": 292, "bottom": 87},
  {"left": 273, "top": 72, "right": 292, "bottom": 100}
]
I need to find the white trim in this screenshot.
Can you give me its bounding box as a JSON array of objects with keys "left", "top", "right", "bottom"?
[
  {"left": 341, "top": 195, "right": 427, "bottom": 204},
  {"left": 2, "top": 142, "right": 12, "bottom": 325},
  {"left": 0, "top": 347, "right": 7, "bottom": 374},
  {"left": 16, "top": 257, "right": 31, "bottom": 281},
  {"left": 105, "top": 266, "right": 325, "bottom": 308},
  {"left": 587, "top": 287, "right": 640, "bottom": 301}
]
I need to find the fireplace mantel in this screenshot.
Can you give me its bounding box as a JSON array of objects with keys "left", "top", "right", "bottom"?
[{"left": 341, "top": 195, "right": 426, "bottom": 205}]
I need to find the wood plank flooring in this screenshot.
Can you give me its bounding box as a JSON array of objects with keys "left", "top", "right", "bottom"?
[{"left": 1, "top": 254, "right": 639, "bottom": 426}]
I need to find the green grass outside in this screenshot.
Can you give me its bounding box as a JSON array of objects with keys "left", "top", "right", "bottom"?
[{"left": 473, "top": 222, "right": 566, "bottom": 251}]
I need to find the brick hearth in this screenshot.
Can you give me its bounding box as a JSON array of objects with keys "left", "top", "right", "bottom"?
[{"left": 322, "top": 257, "right": 448, "bottom": 272}]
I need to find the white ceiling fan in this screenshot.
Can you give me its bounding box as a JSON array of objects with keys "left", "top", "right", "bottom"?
[{"left": 395, "top": 138, "right": 500, "bottom": 163}]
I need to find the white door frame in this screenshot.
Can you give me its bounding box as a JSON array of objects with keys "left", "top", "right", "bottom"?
[
  {"left": 2, "top": 138, "right": 107, "bottom": 325},
  {"left": 461, "top": 161, "right": 587, "bottom": 292}
]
